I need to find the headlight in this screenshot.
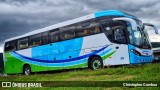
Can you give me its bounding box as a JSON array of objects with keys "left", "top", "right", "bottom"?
[{"left": 130, "top": 49, "right": 141, "bottom": 56}]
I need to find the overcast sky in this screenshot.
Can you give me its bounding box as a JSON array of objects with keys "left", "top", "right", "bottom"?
[{"left": 0, "top": 0, "right": 160, "bottom": 52}]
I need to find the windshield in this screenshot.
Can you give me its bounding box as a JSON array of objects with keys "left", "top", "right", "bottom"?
[
  {"left": 127, "top": 20, "right": 151, "bottom": 49},
  {"left": 133, "top": 29, "right": 142, "bottom": 45},
  {"left": 127, "top": 25, "right": 142, "bottom": 46},
  {"left": 137, "top": 20, "right": 152, "bottom": 49}
]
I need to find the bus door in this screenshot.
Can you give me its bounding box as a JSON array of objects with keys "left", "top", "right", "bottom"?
[{"left": 111, "top": 21, "right": 130, "bottom": 65}]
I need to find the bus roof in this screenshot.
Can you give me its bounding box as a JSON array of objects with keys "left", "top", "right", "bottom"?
[{"left": 5, "top": 10, "right": 138, "bottom": 42}]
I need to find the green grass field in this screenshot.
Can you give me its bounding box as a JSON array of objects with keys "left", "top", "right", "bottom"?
[{"left": 0, "top": 63, "right": 160, "bottom": 90}]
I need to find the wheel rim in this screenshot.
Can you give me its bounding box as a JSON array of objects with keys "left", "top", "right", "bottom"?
[
  {"left": 25, "top": 68, "right": 30, "bottom": 75},
  {"left": 93, "top": 60, "right": 101, "bottom": 70}
]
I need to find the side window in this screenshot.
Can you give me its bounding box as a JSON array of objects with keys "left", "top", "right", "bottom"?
[
  {"left": 112, "top": 21, "right": 127, "bottom": 44},
  {"left": 5, "top": 41, "right": 16, "bottom": 52},
  {"left": 18, "top": 38, "right": 28, "bottom": 49},
  {"left": 101, "top": 22, "right": 112, "bottom": 41},
  {"left": 76, "top": 22, "right": 102, "bottom": 38},
  {"left": 43, "top": 32, "right": 49, "bottom": 44},
  {"left": 29, "top": 34, "right": 42, "bottom": 47},
  {"left": 60, "top": 25, "right": 76, "bottom": 41},
  {"left": 50, "top": 30, "right": 60, "bottom": 43}
]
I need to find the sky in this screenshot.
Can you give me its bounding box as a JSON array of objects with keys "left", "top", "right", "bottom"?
[{"left": 0, "top": 0, "right": 160, "bottom": 52}]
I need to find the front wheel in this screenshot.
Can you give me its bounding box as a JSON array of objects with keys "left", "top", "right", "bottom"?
[
  {"left": 89, "top": 57, "right": 103, "bottom": 70},
  {"left": 23, "top": 65, "right": 31, "bottom": 75}
]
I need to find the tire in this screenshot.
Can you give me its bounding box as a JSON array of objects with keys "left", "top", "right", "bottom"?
[
  {"left": 89, "top": 57, "right": 103, "bottom": 70},
  {"left": 23, "top": 65, "right": 31, "bottom": 75}
]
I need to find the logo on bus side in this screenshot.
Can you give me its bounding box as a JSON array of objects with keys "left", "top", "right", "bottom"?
[
  {"left": 142, "top": 50, "right": 151, "bottom": 56},
  {"left": 120, "top": 57, "right": 124, "bottom": 60}
]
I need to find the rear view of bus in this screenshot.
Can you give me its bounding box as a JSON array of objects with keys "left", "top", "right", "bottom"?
[{"left": 3, "top": 10, "right": 158, "bottom": 75}]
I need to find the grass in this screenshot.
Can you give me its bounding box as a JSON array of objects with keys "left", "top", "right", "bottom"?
[{"left": 0, "top": 63, "right": 160, "bottom": 90}]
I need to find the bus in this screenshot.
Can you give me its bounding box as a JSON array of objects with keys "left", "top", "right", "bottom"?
[
  {"left": 143, "top": 24, "right": 160, "bottom": 61},
  {"left": 3, "top": 10, "right": 158, "bottom": 75}
]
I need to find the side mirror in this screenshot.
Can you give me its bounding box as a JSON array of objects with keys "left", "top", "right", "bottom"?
[{"left": 144, "top": 23, "right": 158, "bottom": 34}]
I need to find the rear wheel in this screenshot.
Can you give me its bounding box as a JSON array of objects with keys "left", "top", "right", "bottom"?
[
  {"left": 23, "top": 65, "right": 31, "bottom": 75},
  {"left": 89, "top": 57, "right": 103, "bottom": 70}
]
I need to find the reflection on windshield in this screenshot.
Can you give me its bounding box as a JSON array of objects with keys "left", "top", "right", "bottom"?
[
  {"left": 127, "top": 26, "right": 142, "bottom": 46},
  {"left": 133, "top": 30, "right": 142, "bottom": 46}
]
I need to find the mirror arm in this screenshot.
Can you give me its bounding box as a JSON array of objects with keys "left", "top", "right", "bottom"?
[{"left": 144, "top": 23, "right": 158, "bottom": 34}]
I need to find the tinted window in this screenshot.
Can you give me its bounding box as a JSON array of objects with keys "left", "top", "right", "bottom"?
[
  {"left": 113, "top": 27, "right": 126, "bottom": 44},
  {"left": 18, "top": 38, "right": 28, "bottom": 49},
  {"left": 43, "top": 32, "right": 49, "bottom": 44},
  {"left": 50, "top": 30, "right": 60, "bottom": 43},
  {"left": 5, "top": 41, "right": 16, "bottom": 52},
  {"left": 101, "top": 22, "right": 112, "bottom": 41},
  {"left": 29, "top": 34, "right": 42, "bottom": 47},
  {"left": 60, "top": 25, "right": 76, "bottom": 41},
  {"left": 112, "top": 21, "right": 127, "bottom": 44},
  {"left": 81, "top": 21, "right": 91, "bottom": 27},
  {"left": 76, "top": 22, "right": 102, "bottom": 38}
]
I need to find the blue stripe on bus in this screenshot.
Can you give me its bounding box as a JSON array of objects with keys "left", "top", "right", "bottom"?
[
  {"left": 95, "top": 10, "right": 136, "bottom": 19},
  {"left": 11, "top": 45, "right": 109, "bottom": 63},
  {"left": 99, "top": 48, "right": 112, "bottom": 56},
  {"left": 95, "top": 10, "right": 125, "bottom": 17},
  {"left": 10, "top": 51, "right": 87, "bottom": 67}
]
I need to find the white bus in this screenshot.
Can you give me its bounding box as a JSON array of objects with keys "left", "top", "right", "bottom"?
[
  {"left": 143, "top": 24, "right": 160, "bottom": 61},
  {"left": 3, "top": 10, "right": 158, "bottom": 75}
]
